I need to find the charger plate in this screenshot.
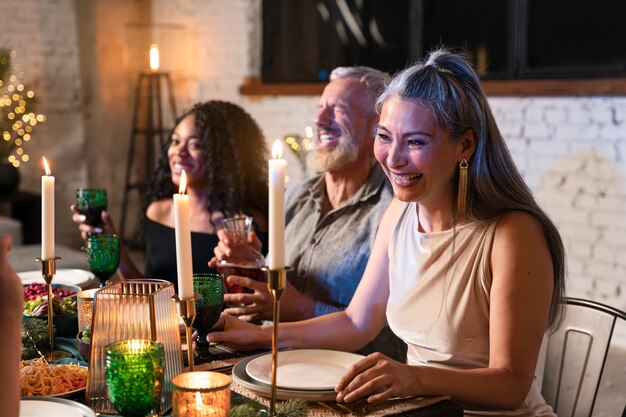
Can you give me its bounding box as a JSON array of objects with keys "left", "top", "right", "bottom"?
[
  {"left": 19, "top": 269, "right": 96, "bottom": 288},
  {"left": 233, "top": 353, "right": 339, "bottom": 401},
  {"left": 246, "top": 349, "right": 364, "bottom": 390},
  {"left": 20, "top": 397, "right": 95, "bottom": 417}
]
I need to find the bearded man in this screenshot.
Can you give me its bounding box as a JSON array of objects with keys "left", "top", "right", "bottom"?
[{"left": 216, "top": 67, "right": 406, "bottom": 361}]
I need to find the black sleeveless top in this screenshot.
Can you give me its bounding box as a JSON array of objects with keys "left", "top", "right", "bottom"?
[{"left": 144, "top": 218, "right": 268, "bottom": 291}]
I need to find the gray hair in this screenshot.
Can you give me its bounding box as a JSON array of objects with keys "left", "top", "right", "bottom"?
[
  {"left": 378, "top": 48, "right": 565, "bottom": 330},
  {"left": 330, "top": 66, "right": 390, "bottom": 101}
]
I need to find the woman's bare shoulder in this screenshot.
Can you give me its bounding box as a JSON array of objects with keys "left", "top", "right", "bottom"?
[
  {"left": 494, "top": 211, "right": 545, "bottom": 242},
  {"left": 146, "top": 199, "right": 173, "bottom": 223}
]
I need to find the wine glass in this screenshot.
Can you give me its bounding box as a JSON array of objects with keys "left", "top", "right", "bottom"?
[
  {"left": 76, "top": 188, "right": 108, "bottom": 227},
  {"left": 193, "top": 273, "right": 224, "bottom": 364},
  {"left": 105, "top": 339, "right": 165, "bottom": 417},
  {"left": 216, "top": 216, "right": 265, "bottom": 299},
  {"left": 85, "top": 234, "right": 121, "bottom": 287}
]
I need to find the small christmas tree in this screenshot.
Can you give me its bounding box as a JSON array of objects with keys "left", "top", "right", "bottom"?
[{"left": 0, "top": 48, "right": 46, "bottom": 167}]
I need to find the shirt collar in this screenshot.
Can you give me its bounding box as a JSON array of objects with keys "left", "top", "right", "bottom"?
[{"left": 308, "top": 163, "right": 389, "bottom": 207}]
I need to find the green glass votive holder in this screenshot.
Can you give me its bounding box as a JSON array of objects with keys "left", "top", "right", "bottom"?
[
  {"left": 172, "top": 372, "right": 231, "bottom": 417},
  {"left": 105, "top": 339, "right": 165, "bottom": 417}
]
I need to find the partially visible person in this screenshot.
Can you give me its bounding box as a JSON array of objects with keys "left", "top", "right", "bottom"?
[
  {"left": 208, "top": 49, "right": 564, "bottom": 416},
  {"left": 213, "top": 66, "right": 406, "bottom": 362},
  {"left": 0, "top": 235, "right": 24, "bottom": 417},
  {"left": 72, "top": 101, "right": 269, "bottom": 289}
]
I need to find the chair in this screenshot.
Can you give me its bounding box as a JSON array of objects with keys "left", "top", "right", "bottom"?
[{"left": 535, "top": 297, "right": 626, "bottom": 417}]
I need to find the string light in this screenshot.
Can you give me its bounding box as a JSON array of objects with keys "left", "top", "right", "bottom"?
[{"left": 0, "top": 48, "right": 45, "bottom": 165}]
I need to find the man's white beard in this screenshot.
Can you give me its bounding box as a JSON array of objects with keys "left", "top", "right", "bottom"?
[{"left": 307, "top": 134, "right": 360, "bottom": 173}]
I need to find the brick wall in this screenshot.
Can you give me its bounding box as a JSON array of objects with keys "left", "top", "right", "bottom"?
[{"left": 2, "top": 0, "right": 624, "bottom": 345}]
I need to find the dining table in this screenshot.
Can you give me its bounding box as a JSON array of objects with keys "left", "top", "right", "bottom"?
[
  {"left": 193, "top": 347, "right": 465, "bottom": 417},
  {"left": 24, "top": 338, "right": 464, "bottom": 417}
]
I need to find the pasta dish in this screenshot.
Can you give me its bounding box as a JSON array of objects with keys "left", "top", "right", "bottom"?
[{"left": 20, "top": 358, "right": 88, "bottom": 396}]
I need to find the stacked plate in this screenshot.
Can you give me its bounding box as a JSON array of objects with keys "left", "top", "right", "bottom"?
[{"left": 232, "top": 349, "right": 364, "bottom": 401}]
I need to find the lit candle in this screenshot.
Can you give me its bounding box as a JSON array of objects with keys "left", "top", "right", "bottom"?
[
  {"left": 174, "top": 170, "right": 194, "bottom": 298},
  {"left": 41, "top": 157, "right": 54, "bottom": 260},
  {"left": 150, "top": 43, "right": 160, "bottom": 72},
  {"left": 172, "top": 372, "right": 230, "bottom": 417},
  {"left": 268, "top": 140, "right": 286, "bottom": 269}
]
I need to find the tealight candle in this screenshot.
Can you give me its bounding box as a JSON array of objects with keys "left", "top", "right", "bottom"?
[{"left": 172, "top": 371, "right": 231, "bottom": 417}]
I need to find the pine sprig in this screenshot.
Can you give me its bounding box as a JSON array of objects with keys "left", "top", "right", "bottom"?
[{"left": 230, "top": 398, "right": 307, "bottom": 417}]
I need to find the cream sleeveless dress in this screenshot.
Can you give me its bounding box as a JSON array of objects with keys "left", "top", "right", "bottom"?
[{"left": 386, "top": 202, "right": 555, "bottom": 417}]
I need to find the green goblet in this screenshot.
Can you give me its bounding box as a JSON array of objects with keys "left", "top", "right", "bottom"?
[
  {"left": 76, "top": 188, "right": 108, "bottom": 227},
  {"left": 105, "top": 339, "right": 165, "bottom": 417},
  {"left": 85, "top": 234, "right": 121, "bottom": 287},
  {"left": 193, "top": 273, "right": 224, "bottom": 364}
]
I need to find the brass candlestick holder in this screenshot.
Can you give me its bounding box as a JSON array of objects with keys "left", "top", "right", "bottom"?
[
  {"left": 262, "top": 266, "right": 292, "bottom": 417},
  {"left": 173, "top": 294, "right": 201, "bottom": 371},
  {"left": 35, "top": 256, "right": 68, "bottom": 361}
]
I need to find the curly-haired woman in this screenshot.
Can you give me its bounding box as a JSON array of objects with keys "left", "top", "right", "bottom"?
[{"left": 72, "top": 101, "right": 269, "bottom": 289}]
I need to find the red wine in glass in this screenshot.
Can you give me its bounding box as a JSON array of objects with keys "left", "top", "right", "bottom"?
[
  {"left": 216, "top": 263, "right": 266, "bottom": 294},
  {"left": 78, "top": 206, "right": 106, "bottom": 227},
  {"left": 76, "top": 188, "right": 108, "bottom": 227}
]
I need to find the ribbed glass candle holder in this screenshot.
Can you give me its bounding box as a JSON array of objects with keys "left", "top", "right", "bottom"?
[{"left": 87, "top": 279, "right": 183, "bottom": 414}]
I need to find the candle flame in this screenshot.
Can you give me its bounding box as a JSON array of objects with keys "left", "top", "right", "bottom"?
[
  {"left": 179, "top": 170, "right": 187, "bottom": 194},
  {"left": 149, "top": 43, "right": 160, "bottom": 72},
  {"left": 272, "top": 139, "right": 283, "bottom": 159},
  {"left": 42, "top": 156, "right": 51, "bottom": 176},
  {"left": 129, "top": 339, "right": 142, "bottom": 354},
  {"left": 195, "top": 392, "right": 203, "bottom": 410}
]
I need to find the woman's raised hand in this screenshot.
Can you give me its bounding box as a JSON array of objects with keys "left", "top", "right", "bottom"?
[{"left": 70, "top": 204, "right": 117, "bottom": 240}]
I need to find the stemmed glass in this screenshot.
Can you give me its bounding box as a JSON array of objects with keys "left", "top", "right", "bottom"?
[
  {"left": 193, "top": 273, "right": 224, "bottom": 364},
  {"left": 105, "top": 339, "right": 165, "bottom": 417},
  {"left": 85, "top": 234, "right": 121, "bottom": 287}
]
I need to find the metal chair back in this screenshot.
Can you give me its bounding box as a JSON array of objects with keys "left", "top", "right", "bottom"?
[{"left": 535, "top": 297, "right": 626, "bottom": 417}]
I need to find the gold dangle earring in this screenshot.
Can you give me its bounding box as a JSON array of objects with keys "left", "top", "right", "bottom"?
[{"left": 457, "top": 159, "right": 469, "bottom": 215}]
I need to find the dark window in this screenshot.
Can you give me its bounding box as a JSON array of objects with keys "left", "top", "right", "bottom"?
[
  {"left": 262, "top": 0, "right": 626, "bottom": 82},
  {"left": 262, "top": 0, "right": 419, "bottom": 82},
  {"left": 525, "top": 0, "right": 626, "bottom": 78}
]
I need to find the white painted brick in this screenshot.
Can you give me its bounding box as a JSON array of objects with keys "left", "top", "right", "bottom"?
[
  {"left": 590, "top": 211, "right": 626, "bottom": 228},
  {"left": 554, "top": 124, "right": 600, "bottom": 142},
  {"left": 545, "top": 108, "right": 568, "bottom": 124},
  {"left": 569, "top": 242, "right": 595, "bottom": 259}
]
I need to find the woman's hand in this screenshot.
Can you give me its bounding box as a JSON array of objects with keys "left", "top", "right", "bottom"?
[
  {"left": 212, "top": 229, "right": 262, "bottom": 263},
  {"left": 223, "top": 275, "right": 317, "bottom": 322},
  {"left": 70, "top": 204, "right": 117, "bottom": 239},
  {"left": 335, "top": 352, "right": 420, "bottom": 404},
  {"left": 206, "top": 312, "right": 270, "bottom": 351},
  {"left": 223, "top": 275, "right": 274, "bottom": 322}
]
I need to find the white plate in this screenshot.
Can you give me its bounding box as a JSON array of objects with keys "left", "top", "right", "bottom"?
[
  {"left": 20, "top": 397, "right": 95, "bottom": 417},
  {"left": 245, "top": 349, "right": 364, "bottom": 391},
  {"left": 233, "top": 353, "right": 339, "bottom": 401},
  {"left": 19, "top": 269, "right": 96, "bottom": 288}
]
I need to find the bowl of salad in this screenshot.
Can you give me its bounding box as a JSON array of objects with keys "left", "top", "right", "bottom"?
[
  {"left": 76, "top": 325, "right": 91, "bottom": 362},
  {"left": 23, "top": 282, "right": 80, "bottom": 337}
]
